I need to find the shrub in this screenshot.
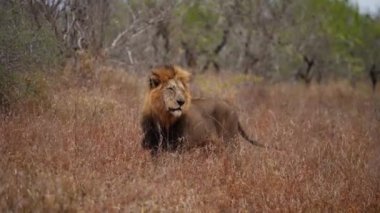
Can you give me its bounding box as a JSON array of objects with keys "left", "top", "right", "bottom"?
[
  {"left": 0, "top": 70, "right": 50, "bottom": 113},
  {"left": 0, "top": 2, "right": 62, "bottom": 73}
]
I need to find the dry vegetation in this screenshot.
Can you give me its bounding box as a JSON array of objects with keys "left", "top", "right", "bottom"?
[{"left": 1, "top": 67, "right": 380, "bottom": 212}]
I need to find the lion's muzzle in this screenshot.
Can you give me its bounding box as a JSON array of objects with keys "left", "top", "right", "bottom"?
[{"left": 168, "top": 100, "right": 184, "bottom": 117}]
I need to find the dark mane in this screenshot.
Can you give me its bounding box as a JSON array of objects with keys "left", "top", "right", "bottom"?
[{"left": 141, "top": 114, "right": 187, "bottom": 155}]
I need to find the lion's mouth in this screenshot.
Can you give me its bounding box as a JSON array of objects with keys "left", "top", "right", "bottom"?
[
  {"left": 168, "top": 107, "right": 182, "bottom": 117},
  {"left": 169, "top": 107, "right": 182, "bottom": 112}
]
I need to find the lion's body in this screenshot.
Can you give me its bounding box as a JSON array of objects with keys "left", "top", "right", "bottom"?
[
  {"left": 141, "top": 65, "right": 263, "bottom": 154},
  {"left": 181, "top": 98, "right": 240, "bottom": 149}
]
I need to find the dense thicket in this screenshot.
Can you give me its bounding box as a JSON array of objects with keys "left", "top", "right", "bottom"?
[{"left": 1, "top": 0, "right": 380, "bottom": 80}]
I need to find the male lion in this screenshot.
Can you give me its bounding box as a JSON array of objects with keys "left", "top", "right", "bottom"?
[{"left": 141, "top": 65, "right": 264, "bottom": 154}]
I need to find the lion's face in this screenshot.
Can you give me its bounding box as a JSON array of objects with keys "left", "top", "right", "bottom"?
[
  {"left": 144, "top": 65, "right": 191, "bottom": 125},
  {"left": 162, "top": 79, "right": 187, "bottom": 117}
]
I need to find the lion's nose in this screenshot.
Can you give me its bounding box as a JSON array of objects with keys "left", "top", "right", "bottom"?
[{"left": 177, "top": 99, "right": 185, "bottom": 106}]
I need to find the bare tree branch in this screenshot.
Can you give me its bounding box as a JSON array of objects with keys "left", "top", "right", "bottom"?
[{"left": 107, "top": 5, "right": 173, "bottom": 53}]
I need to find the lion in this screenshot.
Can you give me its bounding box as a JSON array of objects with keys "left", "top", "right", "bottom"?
[{"left": 141, "top": 65, "right": 264, "bottom": 154}]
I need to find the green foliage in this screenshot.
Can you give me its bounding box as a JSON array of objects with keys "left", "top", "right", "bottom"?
[
  {"left": 175, "top": 1, "right": 223, "bottom": 52},
  {"left": 1, "top": 0, "right": 379, "bottom": 85},
  {"left": 0, "top": 70, "right": 50, "bottom": 112},
  {"left": 105, "top": 0, "right": 131, "bottom": 45},
  {"left": 0, "top": 2, "right": 55, "bottom": 111},
  {"left": 310, "top": 0, "right": 380, "bottom": 76},
  {"left": 275, "top": 0, "right": 380, "bottom": 78},
  {"left": 0, "top": 2, "right": 62, "bottom": 72},
  {"left": 104, "top": 0, "right": 380, "bottom": 79},
  {"left": 0, "top": 70, "right": 17, "bottom": 110}
]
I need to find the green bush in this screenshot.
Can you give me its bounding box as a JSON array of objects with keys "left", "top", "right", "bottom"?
[
  {"left": 0, "top": 2, "right": 59, "bottom": 112},
  {"left": 0, "top": 70, "right": 50, "bottom": 112},
  {"left": 0, "top": 4, "right": 62, "bottom": 72}
]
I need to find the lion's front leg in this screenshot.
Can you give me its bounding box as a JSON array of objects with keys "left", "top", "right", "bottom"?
[{"left": 141, "top": 116, "right": 161, "bottom": 154}]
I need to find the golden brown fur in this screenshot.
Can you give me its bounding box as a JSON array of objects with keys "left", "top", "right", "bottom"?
[
  {"left": 142, "top": 65, "right": 191, "bottom": 128},
  {"left": 180, "top": 98, "right": 264, "bottom": 149},
  {"left": 141, "top": 65, "right": 263, "bottom": 154}
]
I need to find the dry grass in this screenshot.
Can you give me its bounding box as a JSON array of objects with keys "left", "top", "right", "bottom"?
[{"left": 1, "top": 69, "right": 380, "bottom": 212}]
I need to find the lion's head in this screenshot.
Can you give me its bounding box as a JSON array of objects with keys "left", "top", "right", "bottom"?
[{"left": 143, "top": 65, "right": 191, "bottom": 127}]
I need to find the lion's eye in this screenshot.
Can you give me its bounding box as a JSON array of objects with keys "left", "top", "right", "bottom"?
[{"left": 168, "top": 87, "right": 175, "bottom": 91}]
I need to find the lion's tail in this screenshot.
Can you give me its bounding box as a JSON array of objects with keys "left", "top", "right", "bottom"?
[{"left": 238, "top": 122, "right": 265, "bottom": 148}]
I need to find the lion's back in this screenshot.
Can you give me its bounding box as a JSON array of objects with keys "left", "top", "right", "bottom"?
[{"left": 182, "top": 98, "right": 240, "bottom": 148}]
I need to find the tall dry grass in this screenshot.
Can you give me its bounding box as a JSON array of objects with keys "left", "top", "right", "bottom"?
[{"left": 1, "top": 68, "right": 379, "bottom": 212}]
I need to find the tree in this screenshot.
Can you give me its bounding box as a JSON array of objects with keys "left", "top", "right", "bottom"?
[{"left": 27, "top": 0, "right": 111, "bottom": 56}]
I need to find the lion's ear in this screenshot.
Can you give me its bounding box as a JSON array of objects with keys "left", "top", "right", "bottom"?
[{"left": 149, "top": 74, "right": 160, "bottom": 89}]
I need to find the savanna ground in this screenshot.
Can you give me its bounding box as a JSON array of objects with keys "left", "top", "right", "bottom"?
[{"left": 1, "top": 66, "right": 380, "bottom": 212}]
